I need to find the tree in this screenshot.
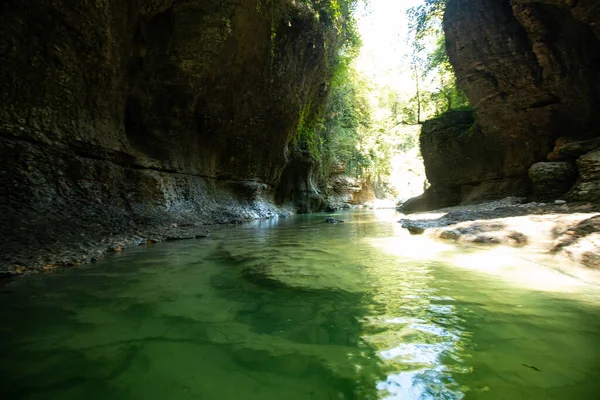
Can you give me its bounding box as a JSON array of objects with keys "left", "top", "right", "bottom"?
[{"left": 406, "top": 0, "right": 469, "bottom": 118}]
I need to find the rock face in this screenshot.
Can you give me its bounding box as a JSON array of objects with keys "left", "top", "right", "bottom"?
[
  {"left": 410, "top": 0, "right": 600, "bottom": 211},
  {"left": 323, "top": 166, "right": 363, "bottom": 210},
  {"left": 400, "top": 110, "right": 528, "bottom": 212},
  {"left": 275, "top": 149, "right": 325, "bottom": 214},
  {"left": 0, "top": 0, "right": 345, "bottom": 271}
]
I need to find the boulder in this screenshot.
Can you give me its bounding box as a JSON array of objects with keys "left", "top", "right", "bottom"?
[
  {"left": 577, "top": 149, "right": 600, "bottom": 182},
  {"left": 401, "top": 221, "right": 426, "bottom": 235},
  {"left": 568, "top": 149, "right": 600, "bottom": 202},
  {"left": 528, "top": 162, "right": 576, "bottom": 199}
]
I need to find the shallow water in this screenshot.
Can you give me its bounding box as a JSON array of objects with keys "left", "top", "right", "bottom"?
[{"left": 1, "top": 210, "right": 600, "bottom": 399}]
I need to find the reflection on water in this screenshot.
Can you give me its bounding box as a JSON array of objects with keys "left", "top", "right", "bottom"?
[{"left": 1, "top": 210, "right": 600, "bottom": 399}]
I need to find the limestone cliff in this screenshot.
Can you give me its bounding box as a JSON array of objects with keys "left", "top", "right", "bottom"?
[
  {"left": 406, "top": 0, "right": 600, "bottom": 211},
  {"left": 0, "top": 0, "right": 348, "bottom": 272}
]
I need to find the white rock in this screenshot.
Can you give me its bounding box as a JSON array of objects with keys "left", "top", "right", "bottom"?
[{"left": 555, "top": 199, "right": 567, "bottom": 205}]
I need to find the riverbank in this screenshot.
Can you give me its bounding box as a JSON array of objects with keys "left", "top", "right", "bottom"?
[
  {"left": 5, "top": 196, "right": 600, "bottom": 279},
  {"left": 0, "top": 206, "right": 293, "bottom": 279},
  {"left": 399, "top": 197, "right": 600, "bottom": 271}
]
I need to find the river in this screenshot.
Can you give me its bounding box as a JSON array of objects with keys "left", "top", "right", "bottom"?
[{"left": 1, "top": 210, "right": 599, "bottom": 399}]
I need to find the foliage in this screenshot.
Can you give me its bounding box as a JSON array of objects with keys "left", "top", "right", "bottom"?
[
  {"left": 403, "top": 0, "right": 470, "bottom": 123},
  {"left": 293, "top": 0, "right": 468, "bottom": 196},
  {"left": 407, "top": 0, "right": 446, "bottom": 41},
  {"left": 291, "top": 0, "right": 364, "bottom": 154},
  {"left": 321, "top": 66, "right": 375, "bottom": 178}
]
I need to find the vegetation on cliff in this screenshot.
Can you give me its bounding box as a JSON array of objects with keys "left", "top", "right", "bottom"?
[{"left": 294, "top": 0, "right": 470, "bottom": 201}]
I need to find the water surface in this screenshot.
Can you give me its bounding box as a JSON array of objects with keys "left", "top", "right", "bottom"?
[{"left": 1, "top": 210, "right": 600, "bottom": 399}]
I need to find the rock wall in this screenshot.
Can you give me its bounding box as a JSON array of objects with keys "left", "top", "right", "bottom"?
[
  {"left": 408, "top": 0, "right": 600, "bottom": 211},
  {"left": 0, "top": 0, "right": 345, "bottom": 271}
]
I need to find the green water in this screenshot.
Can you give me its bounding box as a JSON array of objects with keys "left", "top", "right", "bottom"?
[{"left": 1, "top": 210, "right": 600, "bottom": 399}]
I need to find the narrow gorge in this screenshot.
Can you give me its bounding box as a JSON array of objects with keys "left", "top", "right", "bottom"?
[{"left": 2, "top": 1, "right": 600, "bottom": 398}]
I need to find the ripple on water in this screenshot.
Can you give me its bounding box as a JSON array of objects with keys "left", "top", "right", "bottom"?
[{"left": 1, "top": 210, "right": 600, "bottom": 399}]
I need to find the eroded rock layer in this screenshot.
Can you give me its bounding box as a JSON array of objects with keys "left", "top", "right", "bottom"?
[{"left": 0, "top": 0, "right": 343, "bottom": 271}]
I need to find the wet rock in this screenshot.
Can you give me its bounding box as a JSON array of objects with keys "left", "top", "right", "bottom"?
[
  {"left": 506, "top": 231, "right": 528, "bottom": 246},
  {"left": 399, "top": 186, "right": 462, "bottom": 214},
  {"left": 472, "top": 235, "right": 502, "bottom": 244},
  {"left": 110, "top": 244, "right": 125, "bottom": 253},
  {"left": 581, "top": 251, "right": 600, "bottom": 270},
  {"left": 528, "top": 162, "right": 576, "bottom": 199},
  {"left": 440, "top": 230, "right": 461, "bottom": 241},
  {"left": 552, "top": 215, "right": 600, "bottom": 268},
  {"left": 401, "top": 221, "right": 426, "bottom": 235},
  {"left": 166, "top": 232, "right": 210, "bottom": 241},
  {"left": 324, "top": 217, "right": 345, "bottom": 224}
]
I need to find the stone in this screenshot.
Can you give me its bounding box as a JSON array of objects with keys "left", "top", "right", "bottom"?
[
  {"left": 472, "top": 235, "right": 502, "bottom": 244},
  {"left": 440, "top": 230, "right": 461, "bottom": 240},
  {"left": 506, "top": 231, "right": 528, "bottom": 246},
  {"left": 548, "top": 137, "right": 600, "bottom": 162},
  {"left": 554, "top": 200, "right": 567, "bottom": 205},
  {"left": 401, "top": 221, "right": 426, "bottom": 235},
  {"left": 398, "top": 186, "right": 461, "bottom": 213},
  {"left": 528, "top": 162, "right": 576, "bottom": 199},
  {"left": 110, "top": 245, "right": 125, "bottom": 253},
  {"left": 577, "top": 149, "right": 600, "bottom": 182},
  {"left": 581, "top": 251, "right": 600, "bottom": 270},
  {"left": 567, "top": 149, "right": 600, "bottom": 201},
  {"left": 325, "top": 217, "right": 339, "bottom": 224}
]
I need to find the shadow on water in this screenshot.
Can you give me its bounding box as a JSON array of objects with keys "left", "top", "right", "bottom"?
[
  {"left": 0, "top": 211, "right": 600, "bottom": 399},
  {"left": 205, "top": 242, "right": 389, "bottom": 398}
]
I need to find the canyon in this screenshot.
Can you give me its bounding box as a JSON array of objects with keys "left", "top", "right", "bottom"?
[{"left": 2, "top": 0, "right": 600, "bottom": 274}]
